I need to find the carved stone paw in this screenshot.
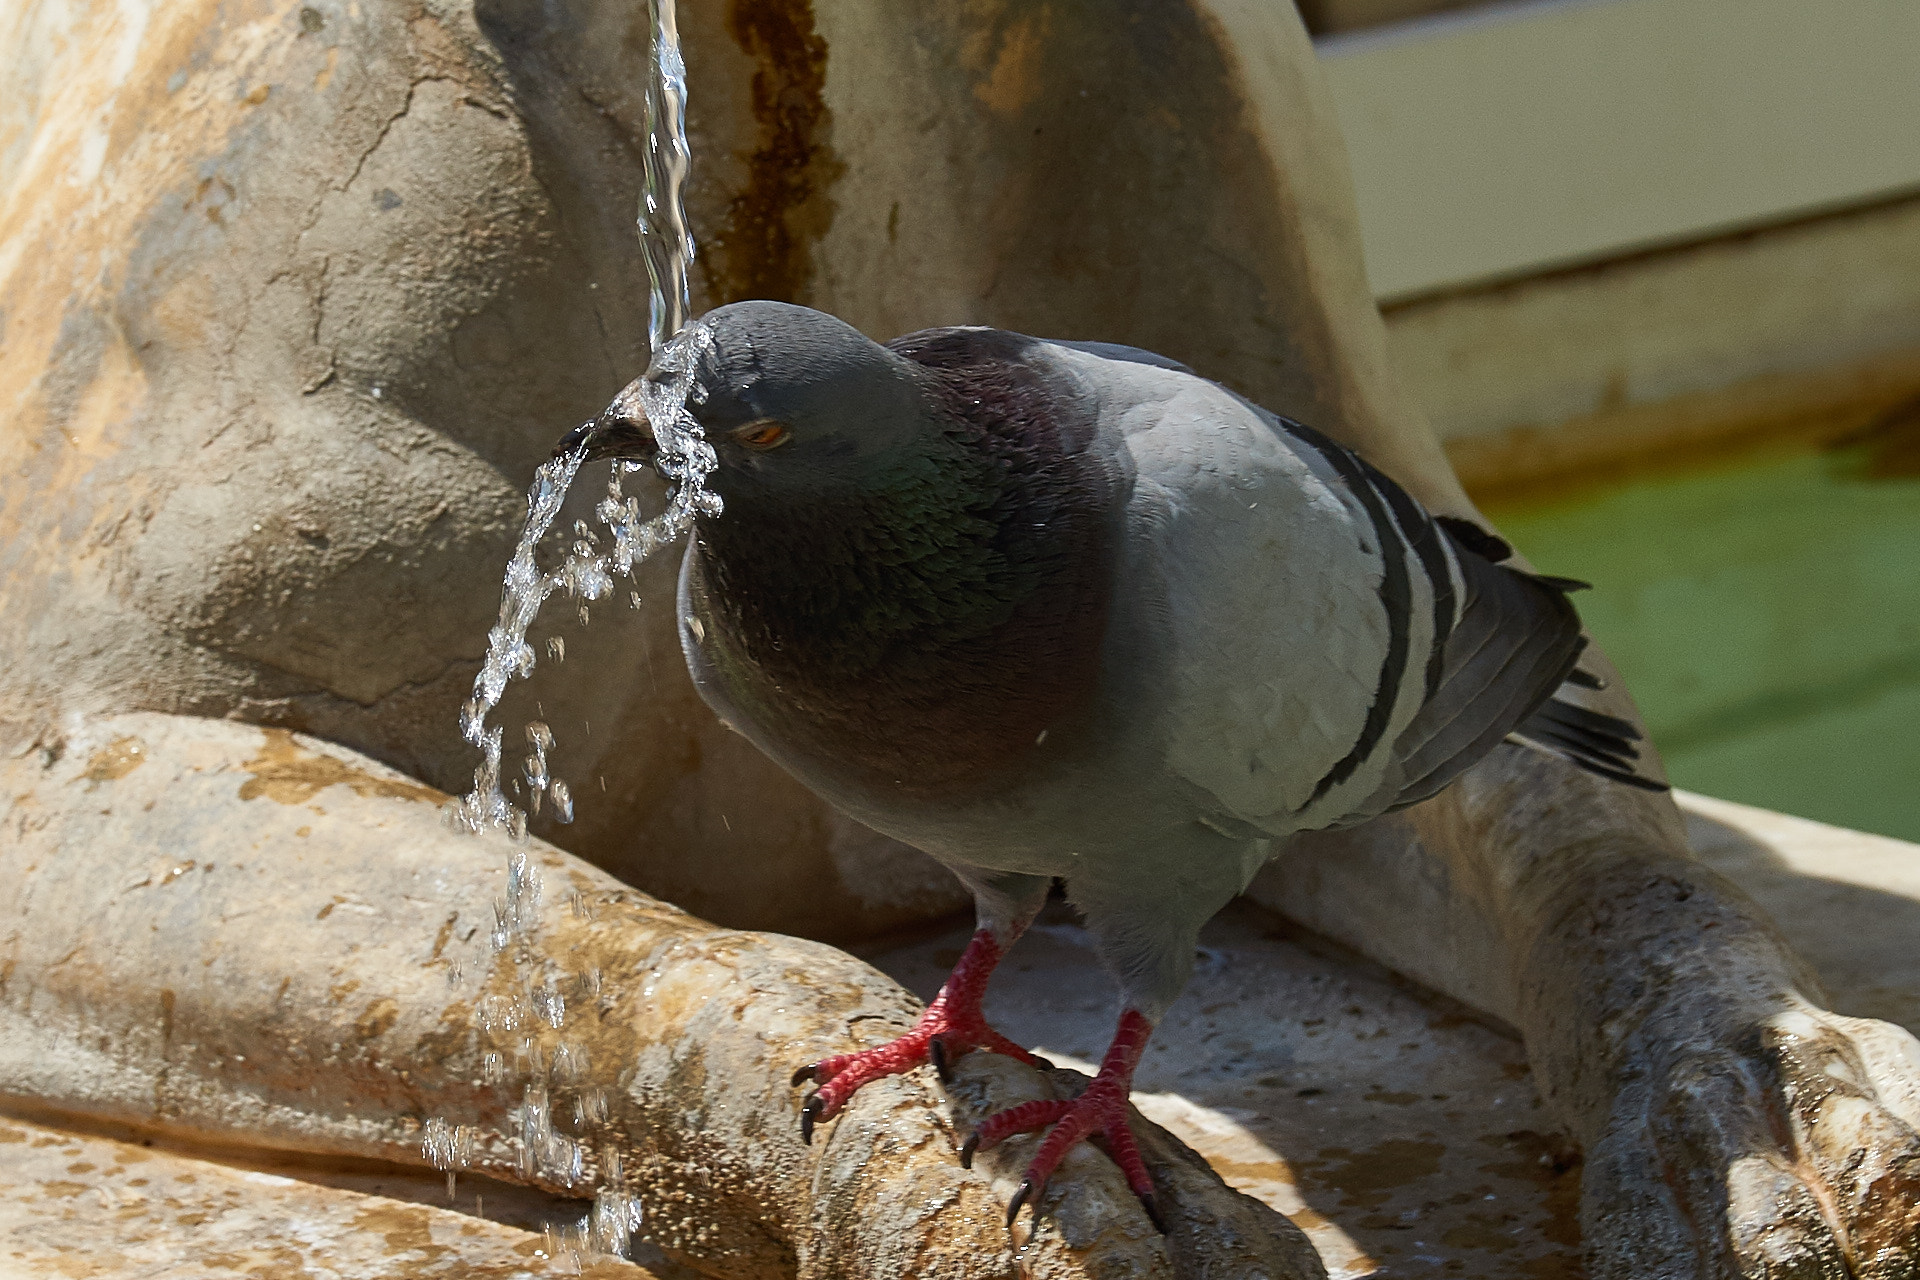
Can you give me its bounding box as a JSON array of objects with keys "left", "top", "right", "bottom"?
[{"left": 1585, "top": 1004, "right": 1920, "bottom": 1277}]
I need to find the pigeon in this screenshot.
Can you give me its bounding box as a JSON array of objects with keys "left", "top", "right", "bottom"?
[{"left": 562, "top": 300, "right": 1663, "bottom": 1233}]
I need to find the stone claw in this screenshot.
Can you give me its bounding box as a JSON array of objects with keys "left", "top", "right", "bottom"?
[
  {"left": 790, "top": 1063, "right": 817, "bottom": 1087},
  {"left": 1584, "top": 1005, "right": 1920, "bottom": 1277},
  {"left": 959, "top": 1132, "right": 979, "bottom": 1169}
]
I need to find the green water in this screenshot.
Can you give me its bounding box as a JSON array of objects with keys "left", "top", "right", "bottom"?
[{"left": 1490, "top": 447, "right": 1920, "bottom": 843}]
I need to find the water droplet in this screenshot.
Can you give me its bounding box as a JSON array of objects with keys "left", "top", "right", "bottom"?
[
  {"left": 554, "top": 1040, "right": 589, "bottom": 1083},
  {"left": 478, "top": 994, "right": 522, "bottom": 1035},
  {"left": 591, "top": 1186, "right": 643, "bottom": 1258},
  {"left": 423, "top": 1117, "right": 475, "bottom": 1170},
  {"left": 532, "top": 975, "right": 566, "bottom": 1029}
]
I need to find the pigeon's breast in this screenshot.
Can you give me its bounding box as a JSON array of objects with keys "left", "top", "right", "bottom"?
[{"left": 677, "top": 457, "right": 1123, "bottom": 817}]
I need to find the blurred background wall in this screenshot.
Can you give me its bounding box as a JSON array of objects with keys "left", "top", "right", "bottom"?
[{"left": 1312, "top": 0, "right": 1920, "bottom": 840}]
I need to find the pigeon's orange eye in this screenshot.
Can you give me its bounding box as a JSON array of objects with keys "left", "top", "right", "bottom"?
[{"left": 732, "top": 419, "right": 790, "bottom": 450}]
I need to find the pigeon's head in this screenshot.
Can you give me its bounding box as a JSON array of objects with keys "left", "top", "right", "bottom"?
[{"left": 558, "top": 301, "right": 939, "bottom": 501}]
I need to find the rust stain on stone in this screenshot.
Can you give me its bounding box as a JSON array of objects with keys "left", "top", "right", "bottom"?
[
  {"left": 238, "top": 728, "right": 442, "bottom": 806},
  {"left": 708, "top": 0, "right": 842, "bottom": 306},
  {"left": 83, "top": 735, "right": 147, "bottom": 784},
  {"left": 355, "top": 996, "right": 400, "bottom": 1040},
  {"left": 972, "top": 11, "right": 1050, "bottom": 116},
  {"left": 349, "top": 1200, "right": 448, "bottom": 1264},
  {"left": 429, "top": 912, "right": 459, "bottom": 960},
  {"left": 38, "top": 1179, "right": 92, "bottom": 1198}
]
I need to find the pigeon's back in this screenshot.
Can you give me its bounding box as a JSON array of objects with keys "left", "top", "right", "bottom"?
[{"left": 1033, "top": 340, "right": 1627, "bottom": 843}]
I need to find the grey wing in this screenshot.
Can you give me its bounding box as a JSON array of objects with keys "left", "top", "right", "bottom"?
[
  {"left": 1372, "top": 497, "right": 1666, "bottom": 808},
  {"left": 887, "top": 329, "right": 1196, "bottom": 376},
  {"left": 1278, "top": 421, "right": 1661, "bottom": 813},
  {"left": 1381, "top": 534, "right": 1588, "bottom": 810},
  {"left": 1046, "top": 340, "right": 1197, "bottom": 375}
]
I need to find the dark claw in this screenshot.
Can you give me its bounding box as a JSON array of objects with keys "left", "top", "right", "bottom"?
[
  {"left": 959, "top": 1133, "right": 979, "bottom": 1170},
  {"left": 1005, "top": 1178, "right": 1030, "bottom": 1229},
  {"left": 1006, "top": 1176, "right": 1044, "bottom": 1230},
  {"left": 1138, "top": 1191, "right": 1168, "bottom": 1235},
  {"left": 790, "top": 1063, "right": 817, "bottom": 1087},
  {"left": 929, "top": 1035, "right": 952, "bottom": 1083},
  {"left": 800, "top": 1093, "right": 824, "bottom": 1145}
]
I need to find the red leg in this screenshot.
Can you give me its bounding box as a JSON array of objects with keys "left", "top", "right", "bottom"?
[
  {"left": 791, "top": 928, "right": 1040, "bottom": 1142},
  {"left": 960, "top": 1008, "right": 1163, "bottom": 1233}
]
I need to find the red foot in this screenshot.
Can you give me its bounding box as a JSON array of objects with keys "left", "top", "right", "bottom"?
[
  {"left": 959, "top": 1008, "right": 1164, "bottom": 1233},
  {"left": 791, "top": 930, "right": 1040, "bottom": 1142}
]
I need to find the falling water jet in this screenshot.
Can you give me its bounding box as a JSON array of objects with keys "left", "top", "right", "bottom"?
[
  {"left": 431, "top": 0, "right": 701, "bottom": 1258},
  {"left": 450, "top": 0, "right": 705, "bottom": 843},
  {"left": 640, "top": 0, "right": 694, "bottom": 354},
  {"left": 449, "top": 323, "right": 715, "bottom": 843}
]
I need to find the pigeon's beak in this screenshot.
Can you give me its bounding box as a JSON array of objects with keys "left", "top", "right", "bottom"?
[{"left": 553, "top": 376, "right": 657, "bottom": 465}]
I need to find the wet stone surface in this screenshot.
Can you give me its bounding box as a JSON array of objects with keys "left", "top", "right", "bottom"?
[
  {"left": 869, "top": 901, "right": 1583, "bottom": 1279},
  {"left": 0, "top": 1116, "right": 659, "bottom": 1279}
]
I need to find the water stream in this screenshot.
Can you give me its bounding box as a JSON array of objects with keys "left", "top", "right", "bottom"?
[
  {"left": 639, "top": 0, "right": 694, "bottom": 355},
  {"left": 432, "top": 0, "right": 710, "bottom": 1264},
  {"left": 445, "top": 325, "right": 716, "bottom": 844}
]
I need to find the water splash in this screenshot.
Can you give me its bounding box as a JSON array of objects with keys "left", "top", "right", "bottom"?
[
  {"left": 433, "top": 0, "right": 696, "bottom": 1261},
  {"left": 422, "top": 1117, "right": 477, "bottom": 1198},
  {"left": 449, "top": 323, "right": 717, "bottom": 842},
  {"left": 448, "top": 0, "right": 710, "bottom": 840}
]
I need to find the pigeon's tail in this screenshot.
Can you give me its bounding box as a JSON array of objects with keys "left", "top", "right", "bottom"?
[
  {"left": 1509, "top": 691, "right": 1669, "bottom": 792},
  {"left": 1431, "top": 515, "right": 1668, "bottom": 793}
]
